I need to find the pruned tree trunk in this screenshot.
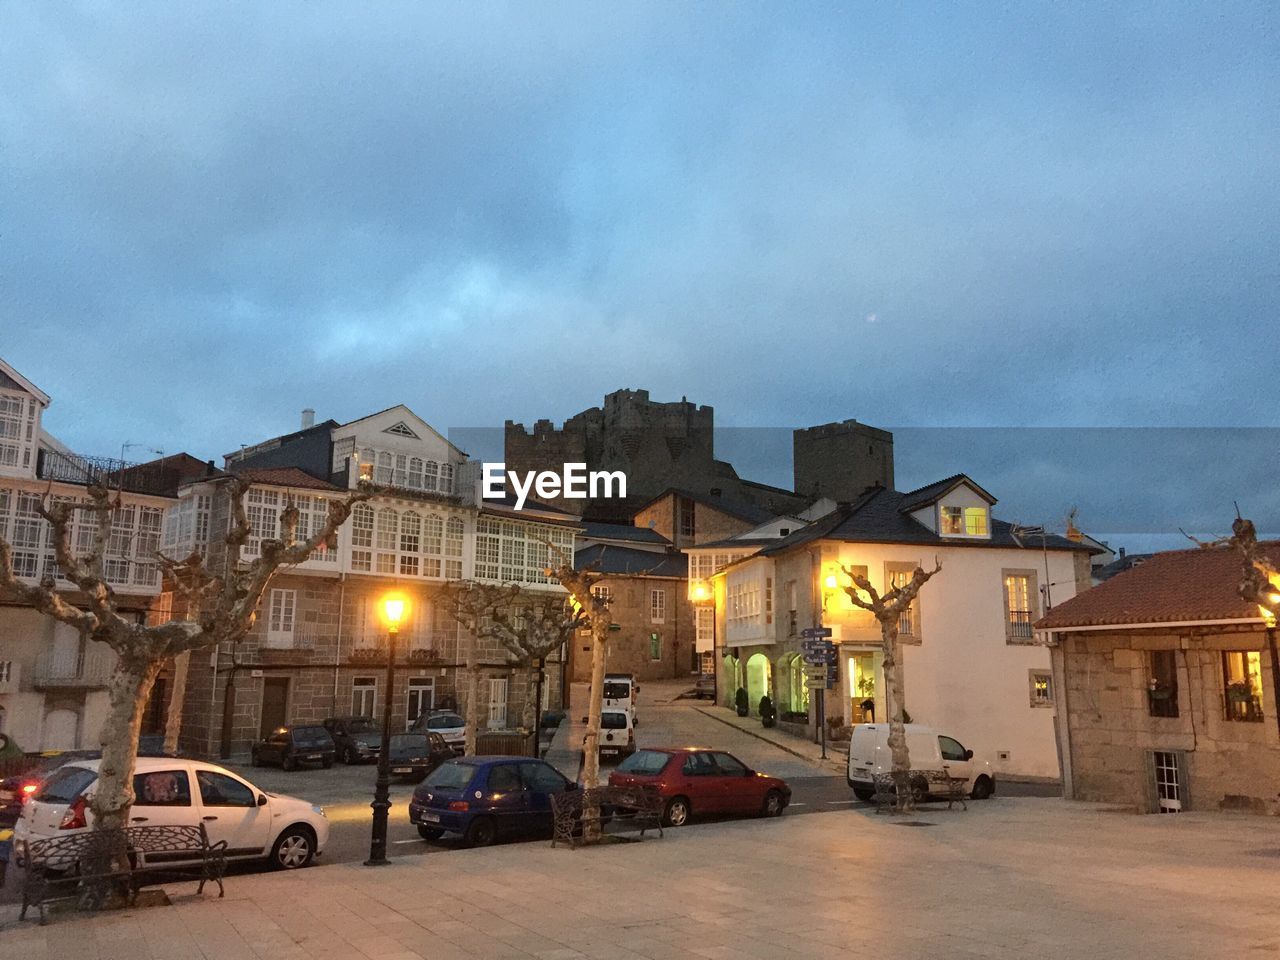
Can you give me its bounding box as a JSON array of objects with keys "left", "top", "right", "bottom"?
[
  {"left": 162, "top": 650, "right": 190, "bottom": 755},
  {"left": 465, "top": 648, "right": 480, "bottom": 755},
  {"left": 879, "top": 622, "right": 913, "bottom": 809},
  {"left": 522, "top": 661, "right": 538, "bottom": 731},
  {"left": 95, "top": 655, "right": 163, "bottom": 832}
]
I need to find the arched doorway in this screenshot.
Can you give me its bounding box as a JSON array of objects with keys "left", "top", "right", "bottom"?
[
  {"left": 781, "top": 653, "right": 808, "bottom": 718},
  {"left": 745, "top": 653, "right": 771, "bottom": 715},
  {"left": 722, "top": 654, "right": 740, "bottom": 707}
]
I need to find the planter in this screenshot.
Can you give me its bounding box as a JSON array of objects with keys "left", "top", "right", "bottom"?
[
  {"left": 1227, "top": 687, "right": 1254, "bottom": 703},
  {"left": 407, "top": 649, "right": 441, "bottom": 664},
  {"left": 736, "top": 706, "right": 749, "bottom": 718},
  {"left": 1147, "top": 687, "right": 1173, "bottom": 701},
  {"left": 761, "top": 716, "right": 776, "bottom": 728},
  {"left": 351, "top": 648, "right": 383, "bottom": 663}
]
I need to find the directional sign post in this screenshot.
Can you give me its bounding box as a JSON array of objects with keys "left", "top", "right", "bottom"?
[{"left": 801, "top": 627, "right": 833, "bottom": 639}]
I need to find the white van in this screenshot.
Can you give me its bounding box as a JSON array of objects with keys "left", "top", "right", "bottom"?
[
  {"left": 597, "top": 708, "right": 635, "bottom": 761},
  {"left": 603, "top": 673, "right": 638, "bottom": 726},
  {"left": 846, "top": 723, "right": 994, "bottom": 801}
]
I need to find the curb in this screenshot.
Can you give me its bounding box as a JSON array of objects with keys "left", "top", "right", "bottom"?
[{"left": 694, "top": 707, "right": 844, "bottom": 773}]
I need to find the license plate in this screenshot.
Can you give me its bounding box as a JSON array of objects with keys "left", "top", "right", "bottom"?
[
  {"left": 393, "top": 767, "right": 412, "bottom": 774},
  {"left": 420, "top": 812, "right": 440, "bottom": 823},
  {"left": 0, "top": 790, "right": 13, "bottom": 801},
  {"left": 306, "top": 754, "right": 321, "bottom": 760}
]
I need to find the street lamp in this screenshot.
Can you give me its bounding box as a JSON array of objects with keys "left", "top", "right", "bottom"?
[{"left": 365, "top": 593, "right": 406, "bottom": 867}]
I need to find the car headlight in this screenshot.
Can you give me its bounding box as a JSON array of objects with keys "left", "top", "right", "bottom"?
[{"left": 312, "top": 804, "right": 326, "bottom": 817}]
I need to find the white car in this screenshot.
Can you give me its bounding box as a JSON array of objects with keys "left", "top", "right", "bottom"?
[
  {"left": 846, "top": 723, "right": 995, "bottom": 801},
  {"left": 412, "top": 710, "right": 467, "bottom": 754},
  {"left": 13, "top": 757, "right": 329, "bottom": 870}
]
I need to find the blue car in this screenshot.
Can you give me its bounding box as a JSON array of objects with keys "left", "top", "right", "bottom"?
[{"left": 408, "top": 756, "right": 577, "bottom": 847}]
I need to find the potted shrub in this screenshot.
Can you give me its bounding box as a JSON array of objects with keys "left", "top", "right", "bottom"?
[
  {"left": 1226, "top": 681, "right": 1254, "bottom": 703},
  {"left": 759, "top": 695, "right": 776, "bottom": 728},
  {"left": 735, "top": 687, "right": 749, "bottom": 717}
]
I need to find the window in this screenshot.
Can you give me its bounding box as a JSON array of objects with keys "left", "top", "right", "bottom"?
[
  {"left": 406, "top": 678, "right": 434, "bottom": 728},
  {"left": 486, "top": 763, "right": 520, "bottom": 793},
  {"left": 352, "top": 677, "right": 376, "bottom": 716},
  {"left": 764, "top": 578, "right": 772, "bottom": 625},
  {"left": 1222, "top": 651, "right": 1264, "bottom": 722},
  {"left": 36, "top": 766, "right": 97, "bottom": 804},
  {"left": 440, "top": 463, "right": 454, "bottom": 494},
  {"left": 488, "top": 677, "right": 508, "bottom": 728},
  {"left": 1029, "top": 671, "right": 1054, "bottom": 708},
  {"left": 0, "top": 660, "right": 11, "bottom": 683},
  {"left": 133, "top": 770, "right": 192, "bottom": 806},
  {"left": 682, "top": 752, "right": 717, "bottom": 776},
  {"left": 1148, "top": 649, "right": 1179, "bottom": 718},
  {"left": 940, "top": 506, "right": 963, "bottom": 535},
  {"left": 592, "top": 584, "right": 612, "bottom": 606},
  {"left": 519, "top": 761, "right": 568, "bottom": 793},
  {"left": 885, "top": 563, "right": 919, "bottom": 637},
  {"left": 650, "top": 633, "right": 661, "bottom": 660},
  {"left": 964, "top": 508, "right": 988, "bottom": 536},
  {"left": 196, "top": 770, "right": 255, "bottom": 807},
  {"left": 423, "top": 460, "right": 439, "bottom": 492},
  {"left": 695, "top": 607, "right": 714, "bottom": 649},
  {"left": 711, "top": 752, "right": 748, "bottom": 776},
  {"left": 1003, "top": 570, "right": 1037, "bottom": 642},
  {"left": 350, "top": 502, "right": 373, "bottom": 571},
  {"left": 938, "top": 736, "right": 969, "bottom": 763},
  {"left": 678, "top": 497, "right": 695, "bottom": 539},
  {"left": 265, "top": 589, "right": 296, "bottom": 647},
  {"left": 0, "top": 391, "right": 37, "bottom": 471},
  {"left": 650, "top": 589, "right": 666, "bottom": 624}
]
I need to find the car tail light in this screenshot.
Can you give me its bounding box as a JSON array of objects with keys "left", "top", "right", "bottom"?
[
  {"left": 20, "top": 782, "right": 39, "bottom": 803},
  {"left": 447, "top": 800, "right": 469, "bottom": 812},
  {"left": 59, "top": 796, "right": 87, "bottom": 830}
]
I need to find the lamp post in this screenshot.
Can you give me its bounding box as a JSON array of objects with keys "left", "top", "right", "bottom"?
[{"left": 365, "top": 594, "right": 405, "bottom": 867}]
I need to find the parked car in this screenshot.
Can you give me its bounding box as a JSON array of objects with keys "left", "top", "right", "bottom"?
[
  {"left": 13, "top": 756, "right": 329, "bottom": 869},
  {"left": 322, "top": 716, "right": 382, "bottom": 765},
  {"left": 608, "top": 748, "right": 790, "bottom": 827},
  {"left": 409, "top": 710, "right": 467, "bottom": 754},
  {"left": 387, "top": 733, "right": 454, "bottom": 782},
  {"left": 0, "top": 751, "right": 98, "bottom": 827},
  {"left": 597, "top": 708, "right": 635, "bottom": 761},
  {"left": 251, "top": 725, "right": 336, "bottom": 771},
  {"left": 603, "top": 673, "right": 638, "bottom": 726},
  {"left": 407, "top": 756, "right": 577, "bottom": 846},
  {"left": 693, "top": 673, "right": 715, "bottom": 700},
  {"left": 845, "top": 723, "right": 995, "bottom": 801}
]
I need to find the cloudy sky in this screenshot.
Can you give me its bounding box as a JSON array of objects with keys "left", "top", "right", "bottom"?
[{"left": 3, "top": 3, "right": 1276, "bottom": 548}]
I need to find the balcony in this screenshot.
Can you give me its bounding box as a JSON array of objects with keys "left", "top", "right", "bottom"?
[
  {"left": 1007, "top": 610, "right": 1034, "bottom": 641},
  {"left": 37, "top": 448, "right": 182, "bottom": 498},
  {"left": 32, "top": 646, "right": 113, "bottom": 690},
  {"left": 1224, "top": 689, "right": 1265, "bottom": 723}
]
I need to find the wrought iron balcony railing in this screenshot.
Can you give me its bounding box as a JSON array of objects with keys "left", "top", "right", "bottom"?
[{"left": 37, "top": 448, "right": 182, "bottom": 498}]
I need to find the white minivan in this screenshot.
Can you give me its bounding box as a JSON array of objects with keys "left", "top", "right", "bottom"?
[
  {"left": 603, "top": 673, "right": 638, "bottom": 726},
  {"left": 846, "top": 723, "right": 994, "bottom": 801},
  {"left": 597, "top": 708, "right": 636, "bottom": 761}
]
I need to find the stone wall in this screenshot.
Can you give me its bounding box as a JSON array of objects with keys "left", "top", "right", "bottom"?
[
  {"left": 1060, "top": 627, "right": 1280, "bottom": 814},
  {"left": 792, "top": 419, "right": 894, "bottom": 501},
  {"left": 569, "top": 574, "right": 696, "bottom": 682}
]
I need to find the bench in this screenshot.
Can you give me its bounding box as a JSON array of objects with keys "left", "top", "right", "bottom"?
[
  {"left": 871, "top": 770, "right": 968, "bottom": 813},
  {"left": 550, "top": 785, "right": 665, "bottom": 847},
  {"left": 18, "top": 823, "right": 226, "bottom": 924}
]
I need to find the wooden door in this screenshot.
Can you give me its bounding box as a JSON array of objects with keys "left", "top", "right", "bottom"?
[{"left": 260, "top": 678, "right": 289, "bottom": 739}]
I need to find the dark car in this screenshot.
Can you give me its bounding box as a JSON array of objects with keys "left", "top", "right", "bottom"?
[
  {"left": 387, "top": 733, "right": 453, "bottom": 782},
  {"left": 250, "top": 725, "right": 336, "bottom": 771},
  {"left": 408, "top": 756, "right": 577, "bottom": 847},
  {"left": 608, "top": 748, "right": 790, "bottom": 827},
  {"left": 322, "top": 716, "right": 382, "bottom": 765},
  {"left": 0, "top": 751, "right": 98, "bottom": 827}
]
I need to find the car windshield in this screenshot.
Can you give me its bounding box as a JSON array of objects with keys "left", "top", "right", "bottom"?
[
  {"left": 423, "top": 762, "right": 474, "bottom": 791},
  {"left": 616, "top": 751, "right": 670, "bottom": 775},
  {"left": 35, "top": 765, "right": 97, "bottom": 804},
  {"left": 600, "top": 712, "right": 628, "bottom": 729},
  {"left": 602, "top": 682, "right": 631, "bottom": 700},
  {"left": 292, "top": 727, "right": 331, "bottom": 747},
  {"left": 346, "top": 718, "right": 379, "bottom": 734},
  {"left": 428, "top": 714, "right": 463, "bottom": 729}
]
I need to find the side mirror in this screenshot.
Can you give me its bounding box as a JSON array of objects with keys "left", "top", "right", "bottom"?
[
  {"left": 964, "top": 749, "right": 974, "bottom": 761},
  {"left": 257, "top": 794, "right": 268, "bottom": 806}
]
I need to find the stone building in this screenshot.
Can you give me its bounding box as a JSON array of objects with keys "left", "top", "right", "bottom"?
[
  {"left": 0, "top": 357, "right": 189, "bottom": 751},
  {"left": 1036, "top": 545, "right": 1280, "bottom": 815},
  {"left": 703, "top": 475, "right": 1094, "bottom": 781},
  {"left": 571, "top": 523, "right": 696, "bottom": 682},
  {"left": 172, "top": 405, "right": 579, "bottom": 759},
  {"left": 505, "top": 388, "right": 893, "bottom": 520}
]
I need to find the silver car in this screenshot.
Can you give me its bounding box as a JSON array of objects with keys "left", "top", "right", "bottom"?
[{"left": 412, "top": 710, "right": 467, "bottom": 754}]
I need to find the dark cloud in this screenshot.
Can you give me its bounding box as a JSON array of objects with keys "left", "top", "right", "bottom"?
[{"left": 2, "top": 3, "right": 1277, "bottom": 538}]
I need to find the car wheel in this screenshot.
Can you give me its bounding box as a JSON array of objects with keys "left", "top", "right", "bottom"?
[
  {"left": 761, "top": 789, "right": 785, "bottom": 818},
  {"left": 417, "top": 825, "right": 444, "bottom": 841},
  {"left": 970, "top": 776, "right": 994, "bottom": 800},
  {"left": 852, "top": 787, "right": 874, "bottom": 802},
  {"left": 663, "top": 796, "right": 691, "bottom": 827},
  {"left": 271, "top": 827, "right": 315, "bottom": 869},
  {"left": 464, "top": 817, "right": 497, "bottom": 848},
  {"left": 282, "top": 753, "right": 297, "bottom": 772},
  {"left": 344, "top": 746, "right": 359, "bottom": 765}
]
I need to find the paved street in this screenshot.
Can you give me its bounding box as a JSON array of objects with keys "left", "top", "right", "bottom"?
[{"left": 3, "top": 797, "right": 1277, "bottom": 958}]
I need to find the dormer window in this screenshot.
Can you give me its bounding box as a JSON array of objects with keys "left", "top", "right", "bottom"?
[{"left": 941, "top": 505, "right": 988, "bottom": 537}]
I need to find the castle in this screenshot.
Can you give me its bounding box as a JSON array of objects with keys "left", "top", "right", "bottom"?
[{"left": 504, "top": 388, "right": 893, "bottom": 520}]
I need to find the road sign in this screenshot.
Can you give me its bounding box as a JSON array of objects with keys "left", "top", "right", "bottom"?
[
  {"left": 801, "top": 627, "right": 833, "bottom": 639},
  {"left": 806, "top": 679, "right": 827, "bottom": 690},
  {"left": 804, "top": 667, "right": 827, "bottom": 681}
]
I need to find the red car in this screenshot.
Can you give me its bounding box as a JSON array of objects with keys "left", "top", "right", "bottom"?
[{"left": 608, "top": 748, "right": 791, "bottom": 827}]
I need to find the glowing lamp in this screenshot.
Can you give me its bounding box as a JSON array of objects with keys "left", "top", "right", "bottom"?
[
  {"left": 382, "top": 595, "right": 407, "bottom": 632},
  {"left": 824, "top": 574, "right": 839, "bottom": 590}
]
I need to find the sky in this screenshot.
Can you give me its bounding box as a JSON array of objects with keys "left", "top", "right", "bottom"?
[{"left": 3, "top": 3, "right": 1277, "bottom": 550}]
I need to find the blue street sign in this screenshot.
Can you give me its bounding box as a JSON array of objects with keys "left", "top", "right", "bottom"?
[
  {"left": 801, "top": 638, "right": 833, "bottom": 652},
  {"left": 801, "top": 627, "right": 833, "bottom": 639}
]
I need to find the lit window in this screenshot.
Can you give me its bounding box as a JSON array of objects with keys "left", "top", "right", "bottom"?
[
  {"left": 1029, "top": 671, "right": 1053, "bottom": 707},
  {"left": 1223, "top": 651, "right": 1264, "bottom": 722},
  {"left": 651, "top": 589, "right": 666, "bottom": 624},
  {"left": 940, "top": 506, "right": 963, "bottom": 535},
  {"left": 964, "top": 507, "right": 988, "bottom": 536}
]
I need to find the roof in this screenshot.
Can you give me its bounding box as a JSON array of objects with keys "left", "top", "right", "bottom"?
[
  {"left": 686, "top": 537, "right": 778, "bottom": 550},
  {"left": 1035, "top": 544, "right": 1280, "bottom": 631},
  {"left": 1093, "top": 552, "right": 1155, "bottom": 582},
  {"left": 897, "top": 473, "right": 997, "bottom": 513},
  {"left": 480, "top": 495, "right": 582, "bottom": 527},
  {"left": 233, "top": 466, "right": 343, "bottom": 491},
  {"left": 580, "top": 521, "right": 672, "bottom": 545},
  {"left": 758, "top": 485, "right": 1091, "bottom": 558},
  {"left": 635, "top": 487, "right": 778, "bottom": 526},
  {"left": 0, "top": 356, "right": 51, "bottom": 405},
  {"left": 335, "top": 404, "right": 468, "bottom": 458},
  {"left": 575, "top": 544, "right": 689, "bottom": 578}
]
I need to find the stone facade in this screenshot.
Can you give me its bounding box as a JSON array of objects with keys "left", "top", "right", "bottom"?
[
  {"left": 631, "top": 492, "right": 757, "bottom": 550},
  {"left": 1054, "top": 625, "right": 1280, "bottom": 814},
  {"left": 568, "top": 573, "right": 696, "bottom": 683},
  {"left": 792, "top": 419, "right": 894, "bottom": 502}
]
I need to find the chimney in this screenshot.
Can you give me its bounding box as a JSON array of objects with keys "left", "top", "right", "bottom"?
[
  {"left": 301, "top": 408, "right": 315, "bottom": 429},
  {"left": 1119, "top": 547, "right": 1126, "bottom": 559}
]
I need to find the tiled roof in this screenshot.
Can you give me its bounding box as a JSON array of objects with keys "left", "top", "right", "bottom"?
[
  {"left": 686, "top": 537, "right": 778, "bottom": 550},
  {"left": 897, "top": 473, "right": 997, "bottom": 513},
  {"left": 1035, "top": 544, "right": 1280, "bottom": 630},
  {"left": 233, "top": 467, "right": 343, "bottom": 491},
  {"left": 759, "top": 485, "right": 1091, "bottom": 557},
  {"left": 1093, "top": 553, "right": 1155, "bottom": 582},
  {"left": 581, "top": 521, "right": 672, "bottom": 545},
  {"left": 636, "top": 487, "right": 778, "bottom": 526},
  {"left": 575, "top": 544, "right": 688, "bottom": 579}
]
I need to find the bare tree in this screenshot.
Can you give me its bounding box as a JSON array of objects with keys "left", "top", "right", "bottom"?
[
  {"left": 544, "top": 554, "right": 610, "bottom": 841},
  {"left": 1224, "top": 515, "right": 1280, "bottom": 736},
  {"left": 839, "top": 559, "right": 942, "bottom": 811},
  {"left": 438, "top": 582, "right": 491, "bottom": 755},
  {"left": 0, "top": 478, "right": 368, "bottom": 838}
]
